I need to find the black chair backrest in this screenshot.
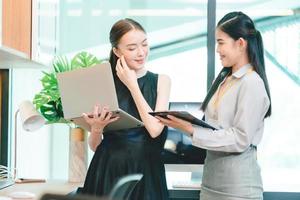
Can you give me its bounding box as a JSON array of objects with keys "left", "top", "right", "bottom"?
[
  {"left": 109, "top": 174, "right": 143, "bottom": 200},
  {"left": 40, "top": 193, "right": 108, "bottom": 200}
]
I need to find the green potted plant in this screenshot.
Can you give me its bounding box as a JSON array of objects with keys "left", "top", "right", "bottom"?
[{"left": 33, "top": 51, "right": 101, "bottom": 125}]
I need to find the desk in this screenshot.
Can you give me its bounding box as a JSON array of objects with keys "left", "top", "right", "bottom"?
[
  {"left": 1, "top": 171, "right": 299, "bottom": 200},
  {"left": 0, "top": 181, "right": 82, "bottom": 200},
  {"left": 165, "top": 164, "right": 300, "bottom": 200},
  {"left": 165, "top": 164, "right": 202, "bottom": 200},
  {"left": 0, "top": 165, "right": 201, "bottom": 200}
]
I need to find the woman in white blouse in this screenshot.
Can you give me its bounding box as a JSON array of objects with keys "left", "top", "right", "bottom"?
[{"left": 157, "top": 12, "right": 271, "bottom": 200}]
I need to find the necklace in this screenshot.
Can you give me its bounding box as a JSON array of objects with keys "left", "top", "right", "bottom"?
[
  {"left": 211, "top": 67, "right": 254, "bottom": 119},
  {"left": 213, "top": 75, "right": 239, "bottom": 109}
]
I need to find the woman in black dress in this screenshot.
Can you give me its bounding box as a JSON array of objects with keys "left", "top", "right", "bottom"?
[{"left": 79, "top": 18, "right": 171, "bottom": 200}]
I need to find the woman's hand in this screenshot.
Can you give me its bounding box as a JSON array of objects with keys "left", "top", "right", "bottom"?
[
  {"left": 82, "top": 105, "right": 119, "bottom": 133},
  {"left": 116, "top": 55, "right": 139, "bottom": 91},
  {"left": 156, "top": 115, "right": 194, "bottom": 136}
]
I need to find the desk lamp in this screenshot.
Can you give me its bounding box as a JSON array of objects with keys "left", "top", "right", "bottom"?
[{"left": 14, "top": 100, "right": 45, "bottom": 183}]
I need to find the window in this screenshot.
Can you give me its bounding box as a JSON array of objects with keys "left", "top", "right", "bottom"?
[
  {"left": 10, "top": 0, "right": 208, "bottom": 180},
  {"left": 216, "top": 0, "right": 300, "bottom": 191},
  {"left": 8, "top": 1, "right": 300, "bottom": 191}
]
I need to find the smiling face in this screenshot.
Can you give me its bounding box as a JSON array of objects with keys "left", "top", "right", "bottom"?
[
  {"left": 216, "top": 28, "right": 246, "bottom": 69},
  {"left": 113, "top": 29, "right": 149, "bottom": 71}
]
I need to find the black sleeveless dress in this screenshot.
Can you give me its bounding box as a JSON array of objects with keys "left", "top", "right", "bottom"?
[{"left": 79, "top": 71, "right": 169, "bottom": 200}]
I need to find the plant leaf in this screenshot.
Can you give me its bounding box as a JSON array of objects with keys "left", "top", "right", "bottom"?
[
  {"left": 33, "top": 92, "right": 51, "bottom": 109},
  {"left": 39, "top": 100, "right": 64, "bottom": 123},
  {"left": 53, "top": 56, "right": 71, "bottom": 73},
  {"left": 41, "top": 71, "right": 58, "bottom": 91},
  {"left": 71, "top": 51, "right": 101, "bottom": 69}
]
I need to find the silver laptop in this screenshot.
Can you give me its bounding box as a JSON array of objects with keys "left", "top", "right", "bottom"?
[{"left": 57, "top": 62, "right": 144, "bottom": 132}]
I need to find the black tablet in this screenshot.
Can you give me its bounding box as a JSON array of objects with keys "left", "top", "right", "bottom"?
[{"left": 149, "top": 111, "right": 218, "bottom": 130}]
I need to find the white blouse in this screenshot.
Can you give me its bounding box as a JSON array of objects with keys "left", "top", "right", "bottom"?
[{"left": 192, "top": 64, "right": 270, "bottom": 153}]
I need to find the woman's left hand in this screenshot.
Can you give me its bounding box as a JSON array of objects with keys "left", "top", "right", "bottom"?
[
  {"left": 116, "top": 55, "right": 139, "bottom": 91},
  {"left": 156, "top": 115, "right": 194, "bottom": 136}
]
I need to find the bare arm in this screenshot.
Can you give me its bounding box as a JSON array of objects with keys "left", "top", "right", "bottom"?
[
  {"left": 130, "top": 74, "right": 171, "bottom": 138},
  {"left": 88, "top": 128, "right": 103, "bottom": 152},
  {"left": 83, "top": 105, "right": 119, "bottom": 151},
  {"left": 116, "top": 56, "right": 171, "bottom": 138}
]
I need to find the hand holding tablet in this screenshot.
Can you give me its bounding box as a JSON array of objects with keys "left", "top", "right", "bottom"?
[{"left": 149, "top": 111, "right": 218, "bottom": 130}]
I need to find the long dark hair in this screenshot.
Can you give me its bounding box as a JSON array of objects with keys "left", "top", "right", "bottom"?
[
  {"left": 109, "top": 18, "right": 146, "bottom": 78},
  {"left": 201, "top": 11, "right": 271, "bottom": 118}
]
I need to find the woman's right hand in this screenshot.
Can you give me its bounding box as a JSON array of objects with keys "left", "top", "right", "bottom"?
[
  {"left": 156, "top": 115, "right": 194, "bottom": 136},
  {"left": 82, "top": 105, "right": 119, "bottom": 133}
]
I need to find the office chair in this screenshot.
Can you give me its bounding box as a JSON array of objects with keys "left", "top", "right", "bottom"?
[
  {"left": 40, "top": 193, "right": 109, "bottom": 200},
  {"left": 108, "top": 174, "right": 143, "bottom": 200}
]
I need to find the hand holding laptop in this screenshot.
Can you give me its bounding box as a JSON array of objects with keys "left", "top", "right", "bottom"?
[
  {"left": 56, "top": 63, "right": 144, "bottom": 132},
  {"left": 82, "top": 105, "right": 120, "bottom": 133}
]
